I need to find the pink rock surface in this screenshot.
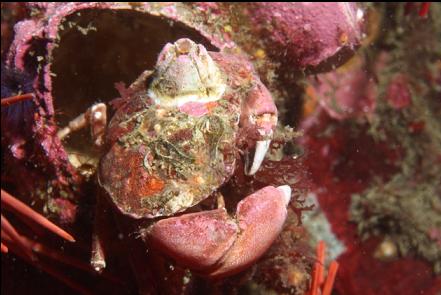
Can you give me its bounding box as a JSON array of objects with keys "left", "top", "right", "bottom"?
[
  {"left": 386, "top": 74, "right": 412, "bottom": 109},
  {"left": 248, "top": 2, "right": 363, "bottom": 72},
  {"left": 310, "top": 63, "right": 377, "bottom": 120}
]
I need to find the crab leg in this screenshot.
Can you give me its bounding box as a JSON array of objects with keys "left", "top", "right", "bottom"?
[
  {"left": 57, "top": 103, "right": 107, "bottom": 147},
  {"left": 146, "top": 185, "right": 291, "bottom": 278},
  {"left": 90, "top": 194, "right": 110, "bottom": 272}
]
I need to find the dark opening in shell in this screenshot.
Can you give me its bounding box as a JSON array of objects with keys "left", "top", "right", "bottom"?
[{"left": 50, "top": 9, "right": 216, "bottom": 167}]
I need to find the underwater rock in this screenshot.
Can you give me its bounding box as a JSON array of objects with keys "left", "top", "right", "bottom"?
[
  {"left": 306, "top": 56, "right": 377, "bottom": 120},
  {"left": 2, "top": 2, "right": 364, "bottom": 223},
  {"left": 386, "top": 74, "right": 412, "bottom": 110},
  {"left": 246, "top": 2, "right": 363, "bottom": 72},
  {"left": 1, "top": 2, "right": 365, "bottom": 294}
]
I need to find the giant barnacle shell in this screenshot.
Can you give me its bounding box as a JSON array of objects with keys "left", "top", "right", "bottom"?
[{"left": 2, "top": 2, "right": 363, "bottom": 223}]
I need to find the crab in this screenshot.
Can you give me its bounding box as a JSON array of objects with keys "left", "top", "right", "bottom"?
[{"left": 59, "top": 38, "right": 292, "bottom": 279}]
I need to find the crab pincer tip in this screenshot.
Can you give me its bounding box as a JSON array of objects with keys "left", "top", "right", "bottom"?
[{"left": 276, "top": 185, "right": 292, "bottom": 206}]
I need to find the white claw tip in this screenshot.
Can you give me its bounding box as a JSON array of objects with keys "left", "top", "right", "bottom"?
[
  {"left": 276, "top": 185, "right": 292, "bottom": 206},
  {"left": 245, "top": 140, "right": 271, "bottom": 176}
]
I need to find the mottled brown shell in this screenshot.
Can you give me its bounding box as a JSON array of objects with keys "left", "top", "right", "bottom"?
[{"left": 99, "top": 63, "right": 241, "bottom": 218}]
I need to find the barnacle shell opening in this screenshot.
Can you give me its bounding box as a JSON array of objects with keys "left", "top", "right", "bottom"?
[
  {"left": 148, "top": 38, "right": 226, "bottom": 108},
  {"left": 49, "top": 10, "right": 217, "bottom": 175}
]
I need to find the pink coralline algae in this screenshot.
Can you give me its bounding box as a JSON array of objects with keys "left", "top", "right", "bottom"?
[
  {"left": 2, "top": 2, "right": 364, "bottom": 225},
  {"left": 386, "top": 74, "right": 412, "bottom": 110},
  {"left": 246, "top": 2, "right": 363, "bottom": 72},
  {"left": 307, "top": 58, "right": 377, "bottom": 120},
  {"left": 1, "top": 2, "right": 365, "bottom": 294}
]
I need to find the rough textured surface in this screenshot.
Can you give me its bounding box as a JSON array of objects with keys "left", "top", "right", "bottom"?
[
  {"left": 208, "top": 186, "right": 288, "bottom": 278},
  {"left": 99, "top": 43, "right": 280, "bottom": 218},
  {"left": 298, "top": 3, "right": 441, "bottom": 294},
  {"left": 307, "top": 56, "right": 377, "bottom": 120},
  {"left": 148, "top": 208, "right": 238, "bottom": 270},
  {"left": 1, "top": 2, "right": 368, "bottom": 294},
  {"left": 246, "top": 2, "right": 363, "bottom": 72}
]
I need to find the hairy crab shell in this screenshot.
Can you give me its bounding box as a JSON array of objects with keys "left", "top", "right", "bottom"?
[{"left": 99, "top": 39, "right": 242, "bottom": 218}]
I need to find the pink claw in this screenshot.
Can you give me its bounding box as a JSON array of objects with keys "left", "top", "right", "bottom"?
[
  {"left": 146, "top": 185, "right": 291, "bottom": 278},
  {"left": 147, "top": 208, "right": 239, "bottom": 270},
  {"left": 240, "top": 82, "right": 278, "bottom": 141},
  {"left": 240, "top": 81, "right": 278, "bottom": 175}
]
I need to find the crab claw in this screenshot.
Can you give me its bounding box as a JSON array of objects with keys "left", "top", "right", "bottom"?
[
  {"left": 241, "top": 83, "right": 278, "bottom": 175},
  {"left": 146, "top": 185, "right": 291, "bottom": 278},
  {"left": 245, "top": 139, "right": 271, "bottom": 176}
]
